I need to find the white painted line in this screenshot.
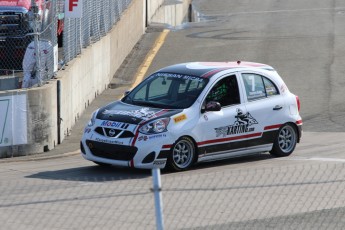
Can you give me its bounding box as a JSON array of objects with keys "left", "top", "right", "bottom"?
[
  {"left": 308, "top": 157, "right": 345, "bottom": 163},
  {"left": 274, "top": 156, "right": 345, "bottom": 163},
  {"left": 279, "top": 156, "right": 345, "bottom": 163},
  {"left": 207, "top": 7, "right": 345, "bottom": 16}
]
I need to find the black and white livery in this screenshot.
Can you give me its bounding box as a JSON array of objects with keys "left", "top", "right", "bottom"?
[{"left": 81, "top": 62, "right": 302, "bottom": 171}]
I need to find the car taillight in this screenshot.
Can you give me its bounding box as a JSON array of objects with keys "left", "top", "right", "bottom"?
[{"left": 296, "top": 96, "right": 300, "bottom": 112}]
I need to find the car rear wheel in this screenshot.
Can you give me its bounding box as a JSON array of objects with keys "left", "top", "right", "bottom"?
[
  {"left": 168, "top": 137, "right": 196, "bottom": 171},
  {"left": 270, "top": 123, "right": 297, "bottom": 157}
]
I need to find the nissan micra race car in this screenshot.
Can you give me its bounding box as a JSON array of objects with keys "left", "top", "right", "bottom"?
[{"left": 81, "top": 62, "right": 302, "bottom": 171}]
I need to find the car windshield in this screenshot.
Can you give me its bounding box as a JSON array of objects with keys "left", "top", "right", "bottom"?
[{"left": 122, "top": 72, "right": 208, "bottom": 109}]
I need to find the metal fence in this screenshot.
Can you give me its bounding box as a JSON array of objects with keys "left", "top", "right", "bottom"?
[
  {"left": 0, "top": 0, "right": 57, "bottom": 89},
  {"left": 62, "top": 0, "right": 133, "bottom": 64},
  {"left": 1, "top": 163, "right": 345, "bottom": 229},
  {"left": 0, "top": 0, "right": 133, "bottom": 89}
]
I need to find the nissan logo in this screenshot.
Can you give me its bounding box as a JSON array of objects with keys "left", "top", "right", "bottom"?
[{"left": 108, "top": 129, "right": 116, "bottom": 137}]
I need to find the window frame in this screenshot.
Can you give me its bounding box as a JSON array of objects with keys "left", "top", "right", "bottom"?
[
  {"left": 240, "top": 72, "right": 280, "bottom": 102},
  {"left": 122, "top": 72, "right": 209, "bottom": 109},
  {"left": 203, "top": 74, "right": 241, "bottom": 109}
]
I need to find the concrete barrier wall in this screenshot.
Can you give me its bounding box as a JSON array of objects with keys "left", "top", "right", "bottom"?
[
  {"left": 150, "top": 0, "right": 191, "bottom": 27},
  {"left": 0, "top": 0, "right": 173, "bottom": 157},
  {"left": 0, "top": 82, "right": 57, "bottom": 157},
  {"left": 26, "top": 82, "right": 58, "bottom": 154},
  {"left": 147, "top": 0, "right": 165, "bottom": 24}
]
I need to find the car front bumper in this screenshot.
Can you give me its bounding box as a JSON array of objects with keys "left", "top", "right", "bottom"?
[{"left": 81, "top": 130, "right": 174, "bottom": 169}]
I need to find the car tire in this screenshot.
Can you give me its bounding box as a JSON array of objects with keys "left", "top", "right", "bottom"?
[
  {"left": 93, "top": 161, "right": 112, "bottom": 167},
  {"left": 168, "top": 137, "right": 196, "bottom": 171},
  {"left": 270, "top": 123, "right": 297, "bottom": 157}
]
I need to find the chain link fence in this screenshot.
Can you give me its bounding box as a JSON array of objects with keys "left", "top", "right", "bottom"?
[
  {"left": 0, "top": 0, "right": 133, "bottom": 90},
  {"left": 0, "top": 0, "right": 58, "bottom": 89},
  {"left": 62, "top": 0, "right": 133, "bottom": 64},
  {"left": 1, "top": 162, "right": 345, "bottom": 229}
]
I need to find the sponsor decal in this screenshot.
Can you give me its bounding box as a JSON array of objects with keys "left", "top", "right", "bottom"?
[
  {"left": 203, "top": 114, "right": 208, "bottom": 121},
  {"left": 248, "top": 90, "right": 265, "bottom": 100},
  {"left": 95, "top": 138, "right": 123, "bottom": 145},
  {"left": 156, "top": 72, "right": 204, "bottom": 82},
  {"left": 153, "top": 160, "right": 166, "bottom": 166},
  {"left": 138, "top": 136, "right": 148, "bottom": 141},
  {"left": 174, "top": 114, "right": 187, "bottom": 123},
  {"left": 100, "top": 121, "right": 129, "bottom": 129},
  {"left": 84, "top": 128, "right": 91, "bottom": 133},
  {"left": 149, "top": 134, "right": 166, "bottom": 140},
  {"left": 102, "top": 108, "right": 156, "bottom": 120},
  {"left": 108, "top": 129, "right": 116, "bottom": 137},
  {"left": 215, "top": 109, "right": 258, "bottom": 137},
  {"left": 138, "top": 134, "right": 167, "bottom": 141},
  {"left": 266, "top": 86, "right": 276, "bottom": 95}
]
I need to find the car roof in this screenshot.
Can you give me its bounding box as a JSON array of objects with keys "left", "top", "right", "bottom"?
[{"left": 156, "top": 62, "right": 275, "bottom": 79}]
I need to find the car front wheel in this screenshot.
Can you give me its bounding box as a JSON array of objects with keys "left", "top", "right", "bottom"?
[
  {"left": 270, "top": 123, "right": 297, "bottom": 157},
  {"left": 168, "top": 137, "right": 196, "bottom": 171}
]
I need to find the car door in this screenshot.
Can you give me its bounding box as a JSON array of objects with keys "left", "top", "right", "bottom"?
[
  {"left": 194, "top": 74, "right": 254, "bottom": 161},
  {"left": 239, "top": 71, "right": 286, "bottom": 149}
]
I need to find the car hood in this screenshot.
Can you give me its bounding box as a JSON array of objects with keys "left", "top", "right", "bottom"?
[{"left": 96, "top": 101, "right": 183, "bottom": 125}]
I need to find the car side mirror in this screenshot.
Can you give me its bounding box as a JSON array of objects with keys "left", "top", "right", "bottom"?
[
  {"left": 202, "top": 101, "right": 221, "bottom": 113},
  {"left": 123, "top": 90, "right": 131, "bottom": 96}
]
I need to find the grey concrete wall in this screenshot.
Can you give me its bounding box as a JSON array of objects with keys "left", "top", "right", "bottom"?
[
  {"left": 150, "top": 0, "right": 192, "bottom": 26},
  {"left": 26, "top": 82, "right": 58, "bottom": 153},
  {"left": 147, "top": 0, "right": 165, "bottom": 24},
  {"left": 0, "top": 82, "right": 57, "bottom": 158},
  {"left": 0, "top": 0, "right": 151, "bottom": 157}
]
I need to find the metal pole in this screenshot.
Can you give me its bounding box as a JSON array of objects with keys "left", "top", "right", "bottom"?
[
  {"left": 31, "top": 0, "right": 42, "bottom": 86},
  {"left": 57, "top": 80, "right": 61, "bottom": 144},
  {"left": 152, "top": 168, "right": 164, "bottom": 230}
]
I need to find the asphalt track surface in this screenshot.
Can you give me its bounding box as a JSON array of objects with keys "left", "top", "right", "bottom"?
[{"left": 1, "top": 0, "right": 345, "bottom": 229}]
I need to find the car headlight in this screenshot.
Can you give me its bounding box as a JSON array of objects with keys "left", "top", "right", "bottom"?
[
  {"left": 139, "top": 118, "right": 170, "bottom": 134},
  {"left": 88, "top": 109, "right": 99, "bottom": 127}
]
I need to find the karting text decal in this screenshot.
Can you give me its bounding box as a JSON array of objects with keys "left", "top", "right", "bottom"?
[{"left": 215, "top": 109, "right": 258, "bottom": 137}]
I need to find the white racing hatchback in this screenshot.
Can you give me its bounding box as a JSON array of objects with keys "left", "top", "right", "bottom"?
[{"left": 81, "top": 62, "right": 302, "bottom": 171}]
